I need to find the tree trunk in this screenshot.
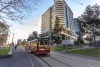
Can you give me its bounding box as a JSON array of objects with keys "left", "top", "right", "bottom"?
[
  {"left": 57, "top": 41, "right": 59, "bottom": 47},
  {"left": 92, "top": 24, "right": 97, "bottom": 49}
]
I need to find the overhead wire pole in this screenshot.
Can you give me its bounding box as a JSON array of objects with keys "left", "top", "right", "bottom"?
[
  {"left": 12, "top": 33, "right": 15, "bottom": 43},
  {"left": 9, "top": 31, "right": 17, "bottom": 43}
]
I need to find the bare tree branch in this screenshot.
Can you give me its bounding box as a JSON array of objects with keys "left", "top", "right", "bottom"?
[{"left": 0, "top": 0, "right": 39, "bottom": 23}]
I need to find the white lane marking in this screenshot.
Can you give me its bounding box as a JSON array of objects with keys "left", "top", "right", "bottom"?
[
  {"left": 87, "top": 64, "right": 96, "bottom": 67},
  {"left": 26, "top": 53, "right": 34, "bottom": 67},
  {"left": 87, "top": 59, "right": 100, "bottom": 64}
]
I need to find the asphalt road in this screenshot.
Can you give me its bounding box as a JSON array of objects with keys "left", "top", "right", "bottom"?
[
  {"left": 37, "top": 51, "right": 100, "bottom": 67},
  {"left": 49, "top": 51, "right": 100, "bottom": 67},
  {"left": 0, "top": 49, "right": 44, "bottom": 67},
  {"left": 0, "top": 49, "right": 100, "bottom": 67}
]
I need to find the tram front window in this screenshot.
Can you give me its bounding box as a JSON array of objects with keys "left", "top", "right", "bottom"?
[
  {"left": 40, "top": 41, "right": 43, "bottom": 45},
  {"left": 40, "top": 41, "right": 48, "bottom": 45}
]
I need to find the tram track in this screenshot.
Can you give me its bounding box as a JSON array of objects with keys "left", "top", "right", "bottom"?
[
  {"left": 49, "top": 56, "right": 72, "bottom": 67},
  {"left": 39, "top": 56, "right": 72, "bottom": 67},
  {"left": 39, "top": 57, "right": 52, "bottom": 67},
  {"left": 24, "top": 50, "right": 99, "bottom": 67},
  {"left": 52, "top": 52, "right": 100, "bottom": 65},
  {"left": 51, "top": 52, "right": 100, "bottom": 67},
  {"left": 52, "top": 53, "right": 74, "bottom": 61},
  {"left": 25, "top": 50, "right": 100, "bottom": 67}
]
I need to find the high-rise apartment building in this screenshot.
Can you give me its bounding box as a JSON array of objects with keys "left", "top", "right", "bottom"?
[
  {"left": 73, "top": 18, "right": 80, "bottom": 35},
  {"left": 41, "top": 0, "right": 78, "bottom": 40},
  {"left": 41, "top": 7, "right": 52, "bottom": 33}
]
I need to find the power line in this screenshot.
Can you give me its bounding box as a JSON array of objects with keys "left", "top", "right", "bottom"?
[
  {"left": 47, "top": 0, "right": 52, "bottom": 9},
  {"left": 40, "top": 0, "right": 43, "bottom": 14},
  {"left": 71, "top": 0, "right": 86, "bottom": 6}
]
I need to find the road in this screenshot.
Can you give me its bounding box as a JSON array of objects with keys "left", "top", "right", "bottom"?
[
  {"left": 42, "top": 51, "right": 100, "bottom": 67},
  {"left": 0, "top": 49, "right": 44, "bottom": 67},
  {"left": 0, "top": 49, "right": 100, "bottom": 67}
]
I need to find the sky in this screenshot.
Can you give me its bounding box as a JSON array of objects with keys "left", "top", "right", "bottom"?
[{"left": 7, "top": 0, "right": 100, "bottom": 44}]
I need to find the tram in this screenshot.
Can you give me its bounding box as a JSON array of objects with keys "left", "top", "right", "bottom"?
[{"left": 25, "top": 37, "right": 50, "bottom": 55}]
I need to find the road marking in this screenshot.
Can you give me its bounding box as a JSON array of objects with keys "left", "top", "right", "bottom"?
[
  {"left": 87, "top": 64, "right": 96, "bottom": 67},
  {"left": 87, "top": 59, "right": 100, "bottom": 64},
  {"left": 25, "top": 52, "right": 34, "bottom": 67}
]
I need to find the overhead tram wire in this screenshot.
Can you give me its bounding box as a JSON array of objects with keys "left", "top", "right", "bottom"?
[
  {"left": 40, "top": 0, "right": 52, "bottom": 14},
  {"left": 71, "top": 0, "right": 87, "bottom": 6},
  {"left": 46, "top": 0, "right": 52, "bottom": 10},
  {"left": 40, "top": 0, "right": 43, "bottom": 15}
]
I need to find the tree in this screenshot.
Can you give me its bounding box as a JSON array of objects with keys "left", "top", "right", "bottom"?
[
  {"left": 27, "top": 31, "right": 38, "bottom": 41},
  {"left": 60, "top": 25, "right": 66, "bottom": 40},
  {"left": 53, "top": 16, "right": 63, "bottom": 46},
  {"left": 21, "top": 39, "right": 26, "bottom": 46},
  {"left": 0, "top": 0, "right": 39, "bottom": 23},
  {"left": 78, "top": 4, "right": 100, "bottom": 48},
  {"left": 27, "top": 35, "right": 33, "bottom": 41},
  {"left": 0, "top": 22, "right": 9, "bottom": 45},
  {"left": 32, "top": 31, "right": 38, "bottom": 38},
  {"left": 77, "top": 18, "right": 85, "bottom": 36},
  {"left": 53, "top": 17, "right": 61, "bottom": 35}
]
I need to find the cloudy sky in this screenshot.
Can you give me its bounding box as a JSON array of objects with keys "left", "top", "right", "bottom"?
[{"left": 7, "top": 0, "right": 100, "bottom": 43}]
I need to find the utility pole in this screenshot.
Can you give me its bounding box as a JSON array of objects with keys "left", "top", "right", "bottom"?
[{"left": 12, "top": 33, "right": 15, "bottom": 43}]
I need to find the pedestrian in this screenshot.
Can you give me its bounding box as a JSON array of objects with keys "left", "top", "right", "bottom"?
[{"left": 15, "top": 45, "right": 17, "bottom": 50}]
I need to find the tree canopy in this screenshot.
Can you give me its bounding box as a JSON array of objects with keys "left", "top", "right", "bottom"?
[
  {"left": 78, "top": 4, "right": 100, "bottom": 47},
  {"left": 52, "top": 16, "right": 64, "bottom": 46},
  {"left": 0, "top": 0, "right": 39, "bottom": 23},
  {"left": 78, "top": 4, "right": 100, "bottom": 36},
  {"left": 53, "top": 16, "right": 62, "bottom": 35},
  {"left": 27, "top": 31, "right": 38, "bottom": 41},
  {"left": 0, "top": 22, "right": 9, "bottom": 45}
]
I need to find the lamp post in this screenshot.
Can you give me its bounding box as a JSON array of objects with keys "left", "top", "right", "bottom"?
[
  {"left": 9, "top": 32, "right": 17, "bottom": 43},
  {"left": 12, "top": 33, "right": 15, "bottom": 43}
]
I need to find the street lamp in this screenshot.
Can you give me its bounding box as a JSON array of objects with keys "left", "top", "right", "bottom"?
[
  {"left": 12, "top": 33, "right": 15, "bottom": 43},
  {"left": 9, "top": 32, "right": 17, "bottom": 43}
]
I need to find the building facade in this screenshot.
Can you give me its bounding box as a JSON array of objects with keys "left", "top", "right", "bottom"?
[
  {"left": 41, "top": 0, "right": 78, "bottom": 40},
  {"left": 73, "top": 18, "right": 80, "bottom": 35},
  {"left": 41, "top": 7, "right": 52, "bottom": 34}
]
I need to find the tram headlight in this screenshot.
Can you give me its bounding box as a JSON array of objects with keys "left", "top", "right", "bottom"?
[{"left": 39, "top": 48, "right": 45, "bottom": 51}]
